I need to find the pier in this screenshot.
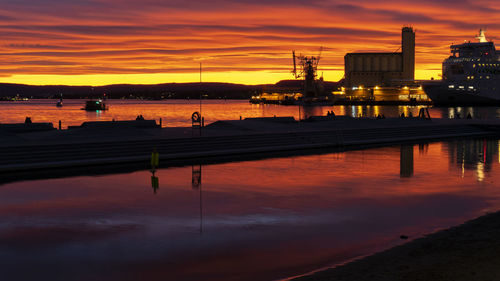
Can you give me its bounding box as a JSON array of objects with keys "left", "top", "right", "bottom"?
[{"left": 1, "top": 116, "right": 499, "bottom": 173}]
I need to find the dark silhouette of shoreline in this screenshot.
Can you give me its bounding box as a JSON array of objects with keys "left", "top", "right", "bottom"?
[{"left": 0, "top": 80, "right": 340, "bottom": 100}]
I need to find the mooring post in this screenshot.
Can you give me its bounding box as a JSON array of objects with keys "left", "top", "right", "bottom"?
[
  {"left": 159, "top": 118, "right": 162, "bottom": 127},
  {"left": 59, "top": 120, "right": 62, "bottom": 130}
]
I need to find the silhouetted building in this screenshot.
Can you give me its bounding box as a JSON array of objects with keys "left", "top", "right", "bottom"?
[{"left": 345, "top": 27, "right": 415, "bottom": 88}]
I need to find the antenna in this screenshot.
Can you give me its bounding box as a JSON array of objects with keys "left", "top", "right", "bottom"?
[
  {"left": 476, "top": 28, "right": 488, "bottom": 43},
  {"left": 292, "top": 51, "right": 297, "bottom": 78},
  {"left": 199, "top": 63, "right": 202, "bottom": 116}
]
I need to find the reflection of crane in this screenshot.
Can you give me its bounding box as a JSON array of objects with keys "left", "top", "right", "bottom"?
[{"left": 292, "top": 47, "right": 324, "bottom": 97}]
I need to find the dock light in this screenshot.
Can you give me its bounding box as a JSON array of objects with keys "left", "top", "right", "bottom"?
[
  {"left": 403, "top": 86, "right": 409, "bottom": 90},
  {"left": 359, "top": 86, "right": 363, "bottom": 90},
  {"left": 374, "top": 86, "right": 380, "bottom": 90},
  {"left": 449, "top": 85, "right": 455, "bottom": 88},
  {"left": 352, "top": 87, "right": 358, "bottom": 90}
]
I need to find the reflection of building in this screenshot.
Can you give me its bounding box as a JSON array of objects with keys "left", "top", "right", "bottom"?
[
  {"left": 345, "top": 27, "right": 415, "bottom": 88},
  {"left": 400, "top": 145, "right": 414, "bottom": 178}
]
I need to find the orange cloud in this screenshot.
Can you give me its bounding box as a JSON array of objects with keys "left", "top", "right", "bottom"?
[{"left": 0, "top": 0, "right": 498, "bottom": 85}]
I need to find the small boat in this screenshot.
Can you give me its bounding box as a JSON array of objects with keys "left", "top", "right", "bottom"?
[
  {"left": 83, "top": 100, "right": 107, "bottom": 111},
  {"left": 56, "top": 94, "right": 63, "bottom": 107}
]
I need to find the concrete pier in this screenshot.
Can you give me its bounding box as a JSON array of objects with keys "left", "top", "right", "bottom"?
[{"left": 0, "top": 117, "right": 499, "bottom": 173}]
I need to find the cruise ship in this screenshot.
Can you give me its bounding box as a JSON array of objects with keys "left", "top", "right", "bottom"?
[{"left": 423, "top": 30, "right": 500, "bottom": 105}]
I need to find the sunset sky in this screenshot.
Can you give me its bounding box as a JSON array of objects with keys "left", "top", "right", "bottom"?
[{"left": 0, "top": 0, "right": 499, "bottom": 86}]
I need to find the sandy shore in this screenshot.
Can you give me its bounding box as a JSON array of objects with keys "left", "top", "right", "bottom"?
[{"left": 293, "top": 211, "right": 500, "bottom": 281}]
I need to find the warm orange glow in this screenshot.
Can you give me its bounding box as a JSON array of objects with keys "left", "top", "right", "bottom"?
[{"left": 0, "top": 1, "right": 498, "bottom": 85}]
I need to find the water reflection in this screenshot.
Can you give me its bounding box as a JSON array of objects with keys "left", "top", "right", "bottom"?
[
  {"left": 446, "top": 139, "right": 498, "bottom": 182},
  {"left": 192, "top": 164, "right": 202, "bottom": 189},
  {"left": 418, "top": 143, "right": 429, "bottom": 155},
  {"left": 400, "top": 145, "right": 414, "bottom": 178},
  {"left": 2, "top": 100, "right": 500, "bottom": 129},
  {"left": 439, "top": 106, "right": 500, "bottom": 119},
  {"left": 150, "top": 170, "right": 160, "bottom": 194},
  {"left": 191, "top": 164, "right": 204, "bottom": 233},
  {"left": 3, "top": 139, "right": 500, "bottom": 281}
]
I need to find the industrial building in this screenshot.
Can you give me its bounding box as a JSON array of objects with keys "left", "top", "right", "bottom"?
[{"left": 344, "top": 27, "right": 415, "bottom": 88}]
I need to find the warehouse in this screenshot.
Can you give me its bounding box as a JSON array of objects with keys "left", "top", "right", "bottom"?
[{"left": 344, "top": 27, "right": 415, "bottom": 88}]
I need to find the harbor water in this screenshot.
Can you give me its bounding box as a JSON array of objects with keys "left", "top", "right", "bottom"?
[
  {"left": 1, "top": 139, "right": 500, "bottom": 281},
  {"left": 1, "top": 99, "right": 500, "bottom": 128}
]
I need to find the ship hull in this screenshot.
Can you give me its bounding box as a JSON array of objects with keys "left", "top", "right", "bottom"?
[{"left": 423, "top": 82, "right": 500, "bottom": 106}]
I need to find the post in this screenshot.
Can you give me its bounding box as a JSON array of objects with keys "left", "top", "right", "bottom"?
[
  {"left": 200, "top": 62, "right": 202, "bottom": 118},
  {"left": 59, "top": 120, "right": 62, "bottom": 130},
  {"left": 159, "top": 118, "right": 162, "bottom": 127}
]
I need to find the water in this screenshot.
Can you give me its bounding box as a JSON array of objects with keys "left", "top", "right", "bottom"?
[
  {"left": 1, "top": 99, "right": 500, "bottom": 128},
  {"left": 1, "top": 139, "right": 500, "bottom": 281}
]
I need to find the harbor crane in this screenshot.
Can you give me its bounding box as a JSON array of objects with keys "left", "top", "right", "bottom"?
[{"left": 292, "top": 47, "right": 324, "bottom": 97}]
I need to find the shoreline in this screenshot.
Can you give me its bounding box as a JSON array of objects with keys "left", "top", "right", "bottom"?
[{"left": 292, "top": 210, "right": 500, "bottom": 280}]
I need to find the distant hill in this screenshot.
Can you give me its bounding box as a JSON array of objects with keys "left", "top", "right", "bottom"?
[{"left": 0, "top": 80, "right": 340, "bottom": 99}]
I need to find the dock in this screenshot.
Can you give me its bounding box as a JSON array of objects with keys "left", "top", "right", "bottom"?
[{"left": 1, "top": 116, "right": 499, "bottom": 174}]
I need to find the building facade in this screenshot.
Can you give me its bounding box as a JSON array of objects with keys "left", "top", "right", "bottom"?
[{"left": 344, "top": 27, "right": 415, "bottom": 88}]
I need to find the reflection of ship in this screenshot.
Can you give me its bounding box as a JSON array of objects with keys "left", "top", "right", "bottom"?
[
  {"left": 423, "top": 29, "right": 500, "bottom": 105},
  {"left": 446, "top": 139, "right": 498, "bottom": 181},
  {"left": 83, "top": 100, "right": 107, "bottom": 111}
]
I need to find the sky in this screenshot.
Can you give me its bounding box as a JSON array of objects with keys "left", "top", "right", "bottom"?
[{"left": 0, "top": 0, "right": 499, "bottom": 86}]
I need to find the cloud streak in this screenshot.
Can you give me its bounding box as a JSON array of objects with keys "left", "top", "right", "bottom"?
[{"left": 0, "top": 0, "right": 499, "bottom": 85}]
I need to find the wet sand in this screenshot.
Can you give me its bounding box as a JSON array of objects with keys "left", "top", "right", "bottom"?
[{"left": 294, "top": 211, "right": 500, "bottom": 281}]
